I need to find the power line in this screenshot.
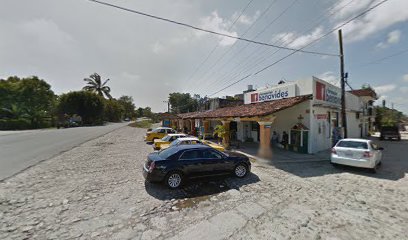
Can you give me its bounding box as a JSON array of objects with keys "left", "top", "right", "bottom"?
[
  {"left": 208, "top": 0, "right": 391, "bottom": 96},
  {"left": 194, "top": 0, "right": 302, "bottom": 94},
  {"left": 254, "top": 0, "right": 391, "bottom": 75},
  {"left": 184, "top": 0, "right": 255, "bottom": 91},
  {"left": 368, "top": 48, "right": 408, "bottom": 64},
  {"left": 189, "top": 0, "right": 280, "bottom": 93},
  {"left": 203, "top": 0, "right": 349, "bottom": 95},
  {"left": 88, "top": 0, "right": 338, "bottom": 57}
]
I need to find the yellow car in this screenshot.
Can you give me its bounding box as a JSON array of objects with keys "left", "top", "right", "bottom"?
[
  {"left": 144, "top": 127, "right": 176, "bottom": 142},
  {"left": 153, "top": 133, "right": 188, "bottom": 150},
  {"left": 160, "top": 137, "right": 225, "bottom": 151}
]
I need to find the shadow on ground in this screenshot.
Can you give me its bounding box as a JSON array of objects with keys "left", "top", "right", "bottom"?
[{"left": 145, "top": 172, "right": 260, "bottom": 201}]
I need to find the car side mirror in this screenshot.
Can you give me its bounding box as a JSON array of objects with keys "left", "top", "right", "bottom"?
[{"left": 378, "top": 147, "right": 384, "bottom": 151}]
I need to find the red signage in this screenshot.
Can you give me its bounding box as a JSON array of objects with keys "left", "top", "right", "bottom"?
[
  {"left": 315, "top": 81, "right": 326, "bottom": 101},
  {"left": 316, "top": 114, "right": 327, "bottom": 120},
  {"left": 250, "top": 93, "right": 259, "bottom": 103}
]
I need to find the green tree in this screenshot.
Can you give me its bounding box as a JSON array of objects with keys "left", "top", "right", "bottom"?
[
  {"left": 168, "top": 92, "right": 198, "bottom": 113},
  {"left": 117, "top": 95, "right": 136, "bottom": 119},
  {"left": 57, "top": 91, "right": 105, "bottom": 125},
  {"left": 0, "top": 76, "right": 56, "bottom": 128},
  {"left": 374, "top": 106, "right": 405, "bottom": 128},
  {"left": 104, "top": 99, "right": 124, "bottom": 122},
  {"left": 83, "top": 73, "right": 112, "bottom": 99},
  {"left": 135, "top": 107, "right": 144, "bottom": 118},
  {"left": 142, "top": 107, "right": 153, "bottom": 118}
]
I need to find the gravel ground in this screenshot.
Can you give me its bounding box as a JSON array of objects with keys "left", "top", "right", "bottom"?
[{"left": 1, "top": 126, "right": 407, "bottom": 240}]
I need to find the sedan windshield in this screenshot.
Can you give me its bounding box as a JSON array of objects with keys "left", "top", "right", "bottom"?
[
  {"left": 170, "top": 139, "right": 181, "bottom": 146},
  {"left": 336, "top": 141, "right": 368, "bottom": 149},
  {"left": 161, "top": 135, "right": 171, "bottom": 141}
]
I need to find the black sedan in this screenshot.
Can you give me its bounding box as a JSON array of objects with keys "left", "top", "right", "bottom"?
[{"left": 143, "top": 145, "right": 251, "bottom": 189}]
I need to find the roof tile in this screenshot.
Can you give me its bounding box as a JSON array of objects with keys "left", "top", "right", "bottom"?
[{"left": 178, "top": 95, "right": 312, "bottom": 119}]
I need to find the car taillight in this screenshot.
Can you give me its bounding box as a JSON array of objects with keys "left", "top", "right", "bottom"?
[
  {"left": 331, "top": 148, "right": 337, "bottom": 154},
  {"left": 363, "top": 151, "right": 373, "bottom": 158},
  {"left": 148, "top": 161, "right": 156, "bottom": 173}
]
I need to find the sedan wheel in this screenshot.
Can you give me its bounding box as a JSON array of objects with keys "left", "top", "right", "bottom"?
[
  {"left": 234, "top": 164, "right": 247, "bottom": 178},
  {"left": 166, "top": 172, "right": 182, "bottom": 189}
]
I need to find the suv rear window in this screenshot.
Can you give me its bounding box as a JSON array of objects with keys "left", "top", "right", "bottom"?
[
  {"left": 158, "top": 147, "right": 179, "bottom": 159},
  {"left": 381, "top": 126, "right": 399, "bottom": 132},
  {"left": 336, "top": 141, "right": 368, "bottom": 149}
]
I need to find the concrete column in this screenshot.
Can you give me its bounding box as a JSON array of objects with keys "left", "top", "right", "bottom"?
[
  {"left": 190, "top": 119, "right": 196, "bottom": 136},
  {"left": 203, "top": 120, "right": 210, "bottom": 140},
  {"left": 258, "top": 121, "right": 273, "bottom": 158},
  {"left": 179, "top": 120, "right": 184, "bottom": 132},
  {"left": 221, "top": 121, "right": 231, "bottom": 148}
]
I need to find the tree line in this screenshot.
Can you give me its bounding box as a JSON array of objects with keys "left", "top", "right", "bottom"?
[{"left": 0, "top": 74, "right": 156, "bottom": 130}]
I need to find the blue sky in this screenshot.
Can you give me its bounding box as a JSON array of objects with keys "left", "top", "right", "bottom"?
[{"left": 1, "top": 0, "right": 407, "bottom": 113}]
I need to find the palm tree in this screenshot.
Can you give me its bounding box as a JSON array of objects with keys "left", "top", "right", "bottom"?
[{"left": 83, "top": 73, "right": 112, "bottom": 99}]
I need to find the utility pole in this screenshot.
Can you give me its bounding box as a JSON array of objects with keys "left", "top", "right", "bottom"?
[{"left": 339, "top": 29, "right": 347, "bottom": 138}]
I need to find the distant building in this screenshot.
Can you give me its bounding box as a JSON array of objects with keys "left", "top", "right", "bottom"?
[{"left": 348, "top": 88, "right": 378, "bottom": 136}]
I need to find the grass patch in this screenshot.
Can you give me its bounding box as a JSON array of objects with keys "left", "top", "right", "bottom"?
[{"left": 128, "top": 120, "right": 152, "bottom": 129}]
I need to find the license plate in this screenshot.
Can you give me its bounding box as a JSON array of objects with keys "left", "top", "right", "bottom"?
[{"left": 345, "top": 152, "right": 353, "bottom": 158}]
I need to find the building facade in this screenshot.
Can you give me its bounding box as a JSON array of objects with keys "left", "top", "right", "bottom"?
[{"left": 174, "top": 77, "right": 376, "bottom": 155}]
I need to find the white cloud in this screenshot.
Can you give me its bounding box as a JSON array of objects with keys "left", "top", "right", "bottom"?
[
  {"left": 374, "top": 84, "right": 396, "bottom": 95},
  {"left": 317, "top": 71, "right": 340, "bottom": 87},
  {"left": 272, "top": 27, "right": 324, "bottom": 49},
  {"left": 121, "top": 72, "right": 140, "bottom": 81},
  {"left": 400, "top": 87, "right": 408, "bottom": 94},
  {"left": 403, "top": 74, "right": 408, "bottom": 82},
  {"left": 387, "top": 30, "right": 401, "bottom": 44},
  {"left": 152, "top": 41, "right": 164, "bottom": 54},
  {"left": 232, "top": 10, "right": 260, "bottom": 25},
  {"left": 335, "top": 0, "right": 408, "bottom": 42},
  {"left": 197, "top": 11, "right": 238, "bottom": 46},
  {"left": 332, "top": 0, "right": 375, "bottom": 21},
  {"left": 376, "top": 30, "right": 401, "bottom": 48},
  {"left": 19, "top": 18, "right": 76, "bottom": 47}
]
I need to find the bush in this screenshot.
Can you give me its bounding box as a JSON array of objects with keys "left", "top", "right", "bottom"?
[
  {"left": 57, "top": 91, "right": 105, "bottom": 125},
  {"left": 0, "top": 119, "right": 31, "bottom": 130}
]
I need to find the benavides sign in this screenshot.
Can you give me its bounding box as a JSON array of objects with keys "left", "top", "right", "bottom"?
[
  {"left": 315, "top": 81, "right": 341, "bottom": 105},
  {"left": 249, "top": 84, "right": 296, "bottom": 103}
]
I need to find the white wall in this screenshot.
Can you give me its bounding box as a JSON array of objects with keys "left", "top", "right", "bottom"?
[
  {"left": 268, "top": 101, "right": 311, "bottom": 144},
  {"left": 347, "top": 112, "right": 361, "bottom": 138},
  {"left": 309, "top": 106, "right": 333, "bottom": 153}
]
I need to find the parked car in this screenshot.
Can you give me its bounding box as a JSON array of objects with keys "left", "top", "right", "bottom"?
[
  {"left": 143, "top": 145, "right": 251, "bottom": 189},
  {"left": 160, "top": 137, "right": 225, "bottom": 151},
  {"left": 380, "top": 126, "right": 401, "bottom": 141},
  {"left": 144, "top": 127, "right": 176, "bottom": 142},
  {"left": 331, "top": 138, "right": 383, "bottom": 172},
  {"left": 153, "top": 133, "right": 188, "bottom": 150}
]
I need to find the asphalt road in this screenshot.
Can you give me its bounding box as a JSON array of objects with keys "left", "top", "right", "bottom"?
[{"left": 0, "top": 123, "right": 129, "bottom": 180}]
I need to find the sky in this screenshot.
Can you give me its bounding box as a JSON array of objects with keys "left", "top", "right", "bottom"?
[{"left": 1, "top": 0, "right": 408, "bottom": 113}]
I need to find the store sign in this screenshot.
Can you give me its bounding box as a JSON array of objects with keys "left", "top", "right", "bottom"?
[
  {"left": 315, "top": 114, "right": 327, "bottom": 120},
  {"left": 250, "top": 84, "right": 296, "bottom": 103},
  {"left": 315, "top": 81, "right": 341, "bottom": 105}
]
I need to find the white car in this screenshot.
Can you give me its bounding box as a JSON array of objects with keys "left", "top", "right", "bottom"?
[{"left": 331, "top": 138, "right": 384, "bottom": 172}]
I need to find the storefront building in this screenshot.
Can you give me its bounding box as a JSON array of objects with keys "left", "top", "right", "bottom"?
[{"left": 175, "top": 76, "right": 376, "bottom": 155}]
